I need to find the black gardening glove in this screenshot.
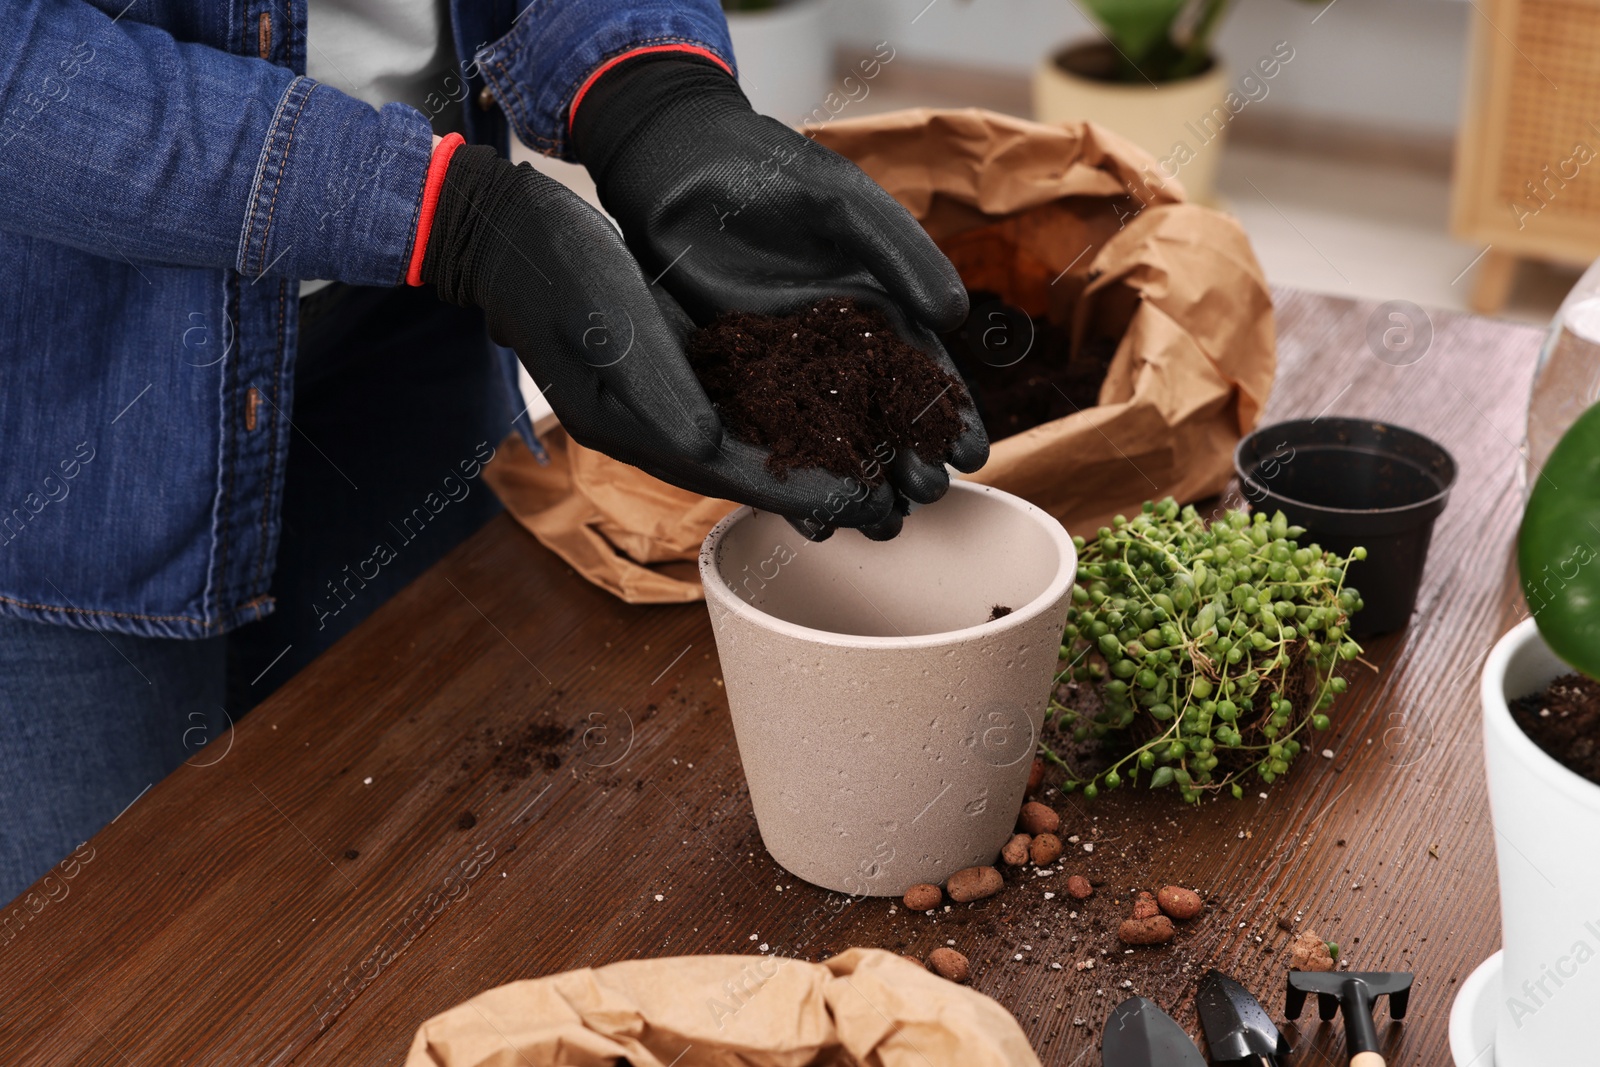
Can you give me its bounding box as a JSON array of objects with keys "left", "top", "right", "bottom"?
[
  {"left": 422, "top": 144, "right": 895, "bottom": 531},
  {"left": 571, "top": 54, "right": 990, "bottom": 540}
]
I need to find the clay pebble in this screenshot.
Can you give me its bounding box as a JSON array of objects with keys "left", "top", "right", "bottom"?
[
  {"left": 1017, "top": 801, "right": 1060, "bottom": 836},
  {"left": 928, "top": 946, "right": 970, "bottom": 982},
  {"left": 1131, "top": 891, "right": 1161, "bottom": 921},
  {"left": 1030, "top": 833, "right": 1063, "bottom": 866},
  {"left": 1291, "top": 930, "right": 1337, "bottom": 972},
  {"left": 1118, "top": 915, "right": 1176, "bottom": 945},
  {"left": 1157, "top": 885, "right": 1203, "bottom": 920},
  {"left": 1000, "top": 833, "right": 1033, "bottom": 866},
  {"left": 946, "top": 865, "right": 1004, "bottom": 903}
]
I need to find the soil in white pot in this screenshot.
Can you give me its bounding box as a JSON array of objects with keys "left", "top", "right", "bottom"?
[
  {"left": 1509, "top": 674, "right": 1600, "bottom": 785},
  {"left": 687, "top": 297, "right": 967, "bottom": 482}
]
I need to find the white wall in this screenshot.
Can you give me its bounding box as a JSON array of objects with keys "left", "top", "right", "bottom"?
[{"left": 826, "top": 0, "right": 1470, "bottom": 138}]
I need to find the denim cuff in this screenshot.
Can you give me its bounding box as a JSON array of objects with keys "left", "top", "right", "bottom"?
[
  {"left": 237, "top": 77, "right": 434, "bottom": 286},
  {"left": 474, "top": 0, "right": 735, "bottom": 162}
]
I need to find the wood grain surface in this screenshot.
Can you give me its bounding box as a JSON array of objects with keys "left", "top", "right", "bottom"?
[{"left": 0, "top": 290, "right": 1544, "bottom": 1066}]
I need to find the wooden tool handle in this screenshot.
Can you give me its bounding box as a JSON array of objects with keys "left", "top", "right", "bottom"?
[{"left": 1351, "top": 1053, "right": 1385, "bottom": 1067}]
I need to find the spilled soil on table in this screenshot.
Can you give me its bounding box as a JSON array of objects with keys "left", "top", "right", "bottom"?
[{"left": 490, "top": 721, "right": 576, "bottom": 779}]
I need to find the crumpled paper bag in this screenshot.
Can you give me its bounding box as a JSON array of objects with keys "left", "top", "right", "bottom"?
[
  {"left": 484, "top": 425, "right": 732, "bottom": 603},
  {"left": 483, "top": 108, "right": 1274, "bottom": 603},
  {"left": 403, "top": 948, "right": 1041, "bottom": 1067}
]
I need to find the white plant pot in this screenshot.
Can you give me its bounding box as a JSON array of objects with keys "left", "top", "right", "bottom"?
[
  {"left": 725, "top": 0, "right": 832, "bottom": 128},
  {"left": 1476, "top": 617, "right": 1600, "bottom": 1064},
  {"left": 699, "top": 482, "right": 1077, "bottom": 895},
  {"left": 1032, "top": 39, "right": 1231, "bottom": 204}
]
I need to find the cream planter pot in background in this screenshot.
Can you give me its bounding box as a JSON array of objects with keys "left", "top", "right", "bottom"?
[
  {"left": 1465, "top": 618, "right": 1600, "bottom": 1065},
  {"left": 724, "top": 0, "right": 832, "bottom": 128},
  {"left": 700, "top": 483, "right": 1077, "bottom": 896},
  {"left": 1032, "top": 41, "right": 1231, "bottom": 204}
]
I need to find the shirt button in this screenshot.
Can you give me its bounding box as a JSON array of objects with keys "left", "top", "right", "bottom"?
[{"left": 476, "top": 86, "right": 494, "bottom": 111}]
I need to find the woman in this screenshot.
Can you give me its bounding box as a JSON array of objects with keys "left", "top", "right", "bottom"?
[{"left": 0, "top": 0, "right": 986, "bottom": 902}]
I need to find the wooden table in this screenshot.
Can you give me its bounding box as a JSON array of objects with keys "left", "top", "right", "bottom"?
[{"left": 0, "top": 291, "right": 1543, "bottom": 1066}]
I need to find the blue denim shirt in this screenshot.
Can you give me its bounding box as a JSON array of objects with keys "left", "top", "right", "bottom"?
[{"left": 0, "top": 0, "right": 734, "bottom": 638}]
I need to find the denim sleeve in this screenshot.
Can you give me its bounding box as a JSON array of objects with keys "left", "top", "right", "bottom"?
[
  {"left": 0, "top": 0, "right": 432, "bottom": 285},
  {"left": 475, "top": 0, "right": 734, "bottom": 162}
]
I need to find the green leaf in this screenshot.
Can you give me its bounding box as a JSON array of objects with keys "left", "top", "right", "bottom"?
[
  {"left": 1082, "top": 0, "right": 1187, "bottom": 63},
  {"left": 1520, "top": 401, "right": 1600, "bottom": 677},
  {"left": 1149, "top": 765, "right": 1176, "bottom": 789}
]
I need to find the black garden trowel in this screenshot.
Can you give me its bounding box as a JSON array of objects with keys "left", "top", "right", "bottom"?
[
  {"left": 1101, "top": 996, "right": 1207, "bottom": 1067},
  {"left": 1195, "top": 969, "right": 1290, "bottom": 1066}
]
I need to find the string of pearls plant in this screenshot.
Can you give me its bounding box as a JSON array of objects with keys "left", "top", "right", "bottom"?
[{"left": 1044, "top": 498, "right": 1366, "bottom": 803}]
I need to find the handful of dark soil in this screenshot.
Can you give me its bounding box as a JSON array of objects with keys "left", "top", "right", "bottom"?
[
  {"left": 687, "top": 298, "right": 967, "bottom": 485},
  {"left": 1511, "top": 673, "right": 1600, "bottom": 786}
]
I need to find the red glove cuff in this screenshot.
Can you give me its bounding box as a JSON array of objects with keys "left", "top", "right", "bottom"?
[
  {"left": 407, "top": 132, "right": 466, "bottom": 287},
  {"left": 567, "top": 44, "right": 733, "bottom": 135}
]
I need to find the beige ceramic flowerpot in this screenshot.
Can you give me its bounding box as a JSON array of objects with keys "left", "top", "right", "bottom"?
[
  {"left": 1032, "top": 39, "right": 1231, "bottom": 203},
  {"left": 699, "top": 482, "right": 1077, "bottom": 896}
]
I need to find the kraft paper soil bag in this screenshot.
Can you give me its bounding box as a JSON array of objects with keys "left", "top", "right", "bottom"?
[
  {"left": 403, "top": 948, "right": 1041, "bottom": 1067},
  {"left": 483, "top": 108, "right": 1274, "bottom": 604}
]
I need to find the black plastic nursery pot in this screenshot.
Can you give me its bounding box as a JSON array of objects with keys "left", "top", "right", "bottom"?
[{"left": 1234, "top": 418, "right": 1457, "bottom": 638}]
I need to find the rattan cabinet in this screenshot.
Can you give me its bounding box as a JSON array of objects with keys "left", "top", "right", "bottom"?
[{"left": 1452, "top": 0, "right": 1600, "bottom": 312}]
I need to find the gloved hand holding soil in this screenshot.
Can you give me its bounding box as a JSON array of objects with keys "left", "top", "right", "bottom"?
[{"left": 574, "top": 54, "right": 990, "bottom": 540}]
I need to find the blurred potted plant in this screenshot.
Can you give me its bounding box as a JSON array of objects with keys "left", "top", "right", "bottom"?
[
  {"left": 722, "top": 0, "right": 832, "bottom": 127},
  {"left": 1464, "top": 401, "right": 1600, "bottom": 1064},
  {"left": 1032, "top": 0, "right": 1254, "bottom": 202}
]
